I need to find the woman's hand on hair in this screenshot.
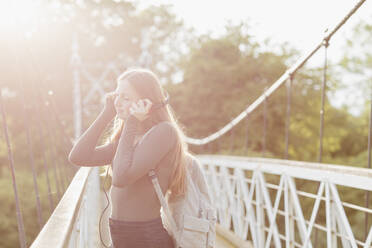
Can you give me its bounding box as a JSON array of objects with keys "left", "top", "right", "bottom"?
[
  {"left": 103, "top": 92, "right": 118, "bottom": 120},
  {"left": 129, "top": 99, "right": 153, "bottom": 122}
]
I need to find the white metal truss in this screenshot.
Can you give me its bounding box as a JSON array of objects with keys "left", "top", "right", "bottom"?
[
  {"left": 198, "top": 155, "right": 372, "bottom": 248},
  {"left": 33, "top": 156, "right": 372, "bottom": 248},
  {"left": 71, "top": 32, "right": 153, "bottom": 140},
  {"left": 71, "top": 36, "right": 123, "bottom": 140}
]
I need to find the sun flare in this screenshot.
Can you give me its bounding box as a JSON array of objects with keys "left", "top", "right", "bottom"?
[{"left": 0, "top": 0, "right": 42, "bottom": 35}]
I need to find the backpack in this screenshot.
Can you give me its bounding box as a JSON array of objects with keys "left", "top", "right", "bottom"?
[{"left": 148, "top": 152, "right": 217, "bottom": 248}]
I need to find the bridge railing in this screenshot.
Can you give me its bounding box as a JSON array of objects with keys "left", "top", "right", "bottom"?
[
  {"left": 30, "top": 167, "right": 101, "bottom": 248},
  {"left": 198, "top": 155, "right": 372, "bottom": 248},
  {"left": 30, "top": 155, "right": 372, "bottom": 247}
]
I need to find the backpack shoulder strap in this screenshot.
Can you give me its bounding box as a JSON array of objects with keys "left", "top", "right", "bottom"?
[{"left": 148, "top": 169, "right": 179, "bottom": 240}]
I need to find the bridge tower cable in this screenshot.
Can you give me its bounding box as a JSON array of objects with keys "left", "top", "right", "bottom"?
[
  {"left": 230, "top": 128, "right": 235, "bottom": 153},
  {"left": 35, "top": 110, "right": 55, "bottom": 211},
  {"left": 263, "top": 88, "right": 268, "bottom": 157},
  {"left": 42, "top": 106, "right": 66, "bottom": 192},
  {"left": 244, "top": 112, "right": 250, "bottom": 154},
  {"left": 0, "top": 92, "right": 27, "bottom": 248},
  {"left": 366, "top": 85, "right": 372, "bottom": 239},
  {"left": 46, "top": 97, "right": 78, "bottom": 179},
  {"left": 9, "top": 20, "right": 64, "bottom": 214},
  {"left": 314, "top": 36, "right": 329, "bottom": 248},
  {"left": 284, "top": 74, "right": 293, "bottom": 160},
  {"left": 318, "top": 38, "right": 329, "bottom": 164},
  {"left": 39, "top": 104, "right": 62, "bottom": 199},
  {"left": 22, "top": 103, "right": 44, "bottom": 230},
  {"left": 24, "top": 55, "right": 64, "bottom": 207},
  {"left": 20, "top": 26, "right": 77, "bottom": 184},
  {"left": 41, "top": 79, "right": 77, "bottom": 184},
  {"left": 6, "top": 13, "right": 46, "bottom": 232},
  {"left": 3, "top": 1, "right": 55, "bottom": 242},
  {"left": 12, "top": 53, "right": 44, "bottom": 231},
  {"left": 39, "top": 81, "right": 77, "bottom": 179},
  {"left": 34, "top": 86, "right": 68, "bottom": 197},
  {"left": 29, "top": 83, "right": 60, "bottom": 212},
  {"left": 1, "top": 9, "right": 33, "bottom": 240},
  {"left": 45, "top": 112, "right": 69, "bottom": 190}
]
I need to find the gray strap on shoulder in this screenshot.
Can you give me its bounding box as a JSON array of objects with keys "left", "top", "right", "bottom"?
[{"left": 148, "top": 169, "right": 179, "bottom": 243}]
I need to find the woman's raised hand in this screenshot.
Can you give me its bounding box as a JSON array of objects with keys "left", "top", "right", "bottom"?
[
  {"left": 129, "top": 99, "right": 153, "bottom": 122},
  {"left": 103, "top": 92, "right": 118, "bottom": 120}
]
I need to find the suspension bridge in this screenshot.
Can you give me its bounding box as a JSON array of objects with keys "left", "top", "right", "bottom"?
[{"left": 1, "top": 0, "right": 371, "bottom": 247}]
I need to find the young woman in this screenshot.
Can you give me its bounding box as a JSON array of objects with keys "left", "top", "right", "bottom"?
[{"left": 68, "top": 68, "right": 190, "bottom": 248}]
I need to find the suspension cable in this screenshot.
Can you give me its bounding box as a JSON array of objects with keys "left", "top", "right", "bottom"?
[
  {"left": 20, "top": 27, "right": 77, "bottom": 180},
  {"left": 0, "top": 92, "right": 27, "bottom": 248},
  {"left": 11, "top": 39, "right": 57, "bottom": 212},
  {"left": 284, "top": 74, "right": 293, "bottom": 159},
  {"left": 35, "top": 112, "right": 55, "bottom": 211},
  {"left": 365, "top": 85, "right": 372, "bottom": 239},
  {"left": 183, "top": 0, "right": 367, "bottom": 146},
  {"left": 314, "top": 37, "right": 329, "bottom": 248},
  {"left": 318, "top": 39, "right": 329, "bottom": 163},
  {"left": 262, "top": 88, "right": 268, "bottom": 157},
  {"left": 11, "top": 46, "right": 44, "bottom": 231},
  {"left": 41, "top": 106, "right": 63, "bottom": 199}
]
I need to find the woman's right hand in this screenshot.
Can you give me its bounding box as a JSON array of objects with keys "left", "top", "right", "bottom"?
[{"left": 103, "top": 92, "right": 118, "bottom": 120}]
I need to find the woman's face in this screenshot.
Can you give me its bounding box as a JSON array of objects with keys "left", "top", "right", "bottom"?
[{"left": 114, "top": 79, "right": 139, "bottom": 119}]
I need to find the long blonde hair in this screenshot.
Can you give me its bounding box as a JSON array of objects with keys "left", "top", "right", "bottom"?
[{"left": 107, "top": 68, "right": 189, "bottom": 196}]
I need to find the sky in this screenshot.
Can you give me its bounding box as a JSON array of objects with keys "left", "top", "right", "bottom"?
[
  {"left": 2, "top": 0, "right": 370, "bottom": 115},
  {"left": 138, "top": 0, "right": 370, "bottom": 54},
  {"left": 138, "top": 0, "right": 372, "bottom": 115}
]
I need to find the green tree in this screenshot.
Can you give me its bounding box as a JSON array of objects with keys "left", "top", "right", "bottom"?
[
  {"left": 167, "top": 22, "right": 357, "bottom": 161},
  {"left": 0, "top": 1, "right": 188, "bottom": 247}
]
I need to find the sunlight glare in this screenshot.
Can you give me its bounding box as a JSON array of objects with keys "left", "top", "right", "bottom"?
[{"left": 0, "top": 0, "right": 42, "bottom": 36}]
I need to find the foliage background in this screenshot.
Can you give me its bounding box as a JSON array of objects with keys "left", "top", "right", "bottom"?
[{"left": 0, "top": 1, "right": 371, "bottom": 247}]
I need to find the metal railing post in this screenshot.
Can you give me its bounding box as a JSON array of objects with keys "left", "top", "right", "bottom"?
[{"left": 285, "top": 75, "right": 293, "bottom": 160}]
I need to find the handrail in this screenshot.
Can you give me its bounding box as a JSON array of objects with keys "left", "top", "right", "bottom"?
[
  {"left": 197, "top": 155, "right": 372, "bottom": 247},
  {"left": 198, "top": 155, "right": 372, "bottom": 190},
  {"left": 30, "top": 155, "right": 372, "bottom": 247},
  {"left": 30, "top": 167, "right": 92, "bottom": 248}
]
